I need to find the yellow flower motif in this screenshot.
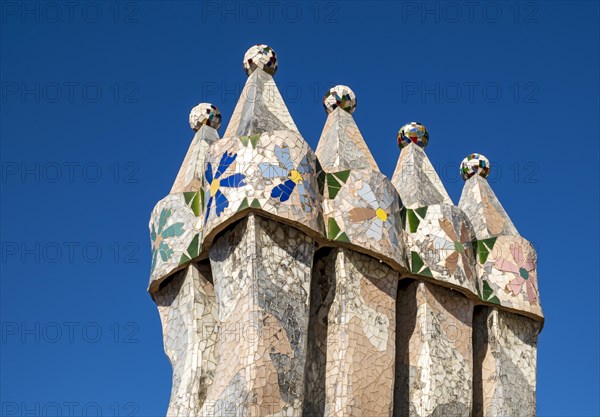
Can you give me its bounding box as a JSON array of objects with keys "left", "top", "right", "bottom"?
[
  {"left": 375, "top": 208, "right": 388, "bottom": 221},
  {"left": 347, "top": 182, "right": 399, "bottom": 245},
  {"left": 288, "top": 169, "right": 302, "bottom": 184},
  {"left": 209, "top": 179, "right": 220, "bottom": 197}
]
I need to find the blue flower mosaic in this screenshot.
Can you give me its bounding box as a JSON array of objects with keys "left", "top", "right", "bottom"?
[
  {"left": 204, "top": 151, "right": 246, "bottom": 221},
  {"left": 259, "top": 145, "right": 312, "bottom": 211}
]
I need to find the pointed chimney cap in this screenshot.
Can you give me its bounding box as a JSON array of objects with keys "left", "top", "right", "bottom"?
[
  {"left": 243, "top": 44, "right": 278, "bottom": 76},
  {"left": 458, "top": 153, "right": 518, "bottom": 238},
  {"left": 323, "top": 85, "right": 357, "bottom": 114},
  {"left": 460, "top": 153, "right": 491, "bottom": 180},
  {"left": 189, "top": 103, "right": 221, "bottom": 131},
  {"left": 398, "top": 122, "right": 429, "bottom": 149}
]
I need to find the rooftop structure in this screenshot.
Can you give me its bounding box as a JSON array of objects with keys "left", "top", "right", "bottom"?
[{"left": 149, "top": 44, "right": 543, "bottom": 417}]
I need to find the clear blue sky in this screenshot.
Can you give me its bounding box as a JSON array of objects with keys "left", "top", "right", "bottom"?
[{"left": 1, "top": 1, "right": 598, "bottom": 416}]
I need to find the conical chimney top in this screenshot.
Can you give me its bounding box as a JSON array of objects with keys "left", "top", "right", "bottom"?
[
  {"left": 458, "top": 153, "right": 518, "bottom": 239},
  {"left": 391, "top": 123, "right": 452, "bottom": 208}
]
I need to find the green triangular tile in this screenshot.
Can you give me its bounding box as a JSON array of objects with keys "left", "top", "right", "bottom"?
[
  {"left": 420, "top": 266, "right": 433, "bottom": 278},
  {"left": 327, "top": 217, "right": 341, "bottom": 239},
  {"left": 478, "top": 237, "right": 497, "bottom": 264},
  {"left": 407, "top": 209, "right": 421, "bottom": 233},
  {"left": 237, "top": 197, "right": 249, "bottom": 211},
  {"left": 400, "top": 207, "right": 407, "bottom": 230},
  {"left": 183, "top": 192, "right": 195, "bottom": 205},
  {"left": 186, "top": 234, "right": 200, "bottom": 258},
  {"left": 477, "top": 242, "right": 489, "bottom": 264},
  {"left": 249, "top": 134, "right": 260, "bottom": 149},
  {"left": 316, "top": 158, "right": 323, "bottom": 172},
  {"left": 326, "top": 174, "right": 342, "bottom": 199},
  {"left": 315, "top": 159, "right": 325, "bottom": 195},
  {"left": 410, "top": 251, "right": 433, "bottom": 277},
  {"left": 482, "top": 280, "right": 494, "bottom": 300},
  {"left": 415, "top": 206, "right": 428, "bottom": 219},
  {"left": 250, "top": 198, "right": 261, "bottom": 208},
  {"left": 190, "top": 192, "right": 200, "bottom": 216},
  {"left": 336, "top": 232, "right": 351, "bottom": 243},
  {"left": 317, "top": 172, "right": 325, "bottom": 195},
  {"left": 333, "top": 169, "right": 351, "bottom": 183},
  {"left": 411, "top": 251, "right": 424, "bottom": 273}
]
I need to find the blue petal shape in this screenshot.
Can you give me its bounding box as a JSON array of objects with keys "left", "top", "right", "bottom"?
[
  {"left": 205, "top": 162, "right": 213, "bottom": 184},
  {"left": 297, "top": 182, "right": 311, "bottom": 211},
  {"left": 297, "top": 155, "right": 311, "bottom": 174},
  {"left": 271, "top": 178, "right": 296, "bottom": 202},
  {"left": 303, "top": 179, "right": 315, "bottom": 197},
  {"left": 388, "top": 223, "right": 398, "bottom": 246},
  {"left": 204, "top": 196, "right": 213, "bottom": 222},
  {"left": 214, "top": 189, "right": 229, "bottom": 217},
  {"left": 216, "top": 152, "right": 237, "bottom": 178},
  {"left": 275, "top": 145, "right": 294, "bottom": 171},
  {"left": 297, "top": 181, "right": 306, "bottom": 195},
  {"left": 260, "top": 163, "right": 288, "bottom": 179},
  {"left": 221, "top": 173, "right": 246, "bottom": 188}
]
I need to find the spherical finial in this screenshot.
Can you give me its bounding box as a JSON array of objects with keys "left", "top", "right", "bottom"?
[
  {"left": 397, "top": 122, "right": 429, "bottom": 148},
  {"left": 323, "top": 85, "right": 357, "bottom": 114},
  {"left": 189, "top": 103, "right": 221, "bottom": 131},
  {"left": 243, "top": 44, "right": 278, "bottom": 76},
  {"left": 460, "top": 153, "right": 491, "bottom": 180}
]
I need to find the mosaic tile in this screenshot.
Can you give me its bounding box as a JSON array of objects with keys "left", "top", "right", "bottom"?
[
  {"left": 315, "top": 106, "right": 378, "bottom": 172},
  {"left": 404, "top": 204, "right": 479, "bottom": 296},
  {"left": 316, "top": 98, "right": 407, "bottom": 270},
  {"left": 151, "top": 114, "right": 222, "bottom": 290},
  {"left": 458, "top": 154, "right": 542, "bottom": 417},
  {"left": 323, "top": 170, "right": 406, "bottom": 268},
  {"left": 243, "top": 44, "right": 278, "bottom": 76},
  {"left": 476, "top": 235, "right": 542, "bottom": 318},
  {"left": 397, "top": 122, "right": 429, "bottom": 149},
  {"left": 203, "top": 129, "right": 324, "bottom": 241},
  {"left": 473, "top": 307, "right": 540, "bottom": 417},
  {"left": 199, "top": 215, "right": 314, "bottom": 415},
  {"left": 171, "top": 123, "right": 220, "bottom": 194},
  {"left": 323, "top": 85, "right": 357, "bottom": 114},
  {"left": 224, "top": 60, "right": 296, "bottom": 139},
  {"left": 391, "top": 139, "right": 453, "bottom": 208},
  {"left": 148, "top": 45, "right": 543, "bottom": 417},
  {"left": 310, "top": 249, "right": 399, "bottom": 417},
  {"left": 459, "top": 173, "right": 519, "bottom": 239},
  {"left": 154, "top": 263, "right": 217, "bottom": 416},
  {"left": 189, "top": 103, "right": 222, "bottom": 131},
  {"left": 458, "top": 159, "right": 542, "bottom": 319},
  {"left": 460, "top": 153, "right": 490, "bottom": 180},
  {"left": 396, "top": 280, "right": 474, "bottom": 416},
  {"left": 148, "top": 194, "right": 199, "bottom": 292}
]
